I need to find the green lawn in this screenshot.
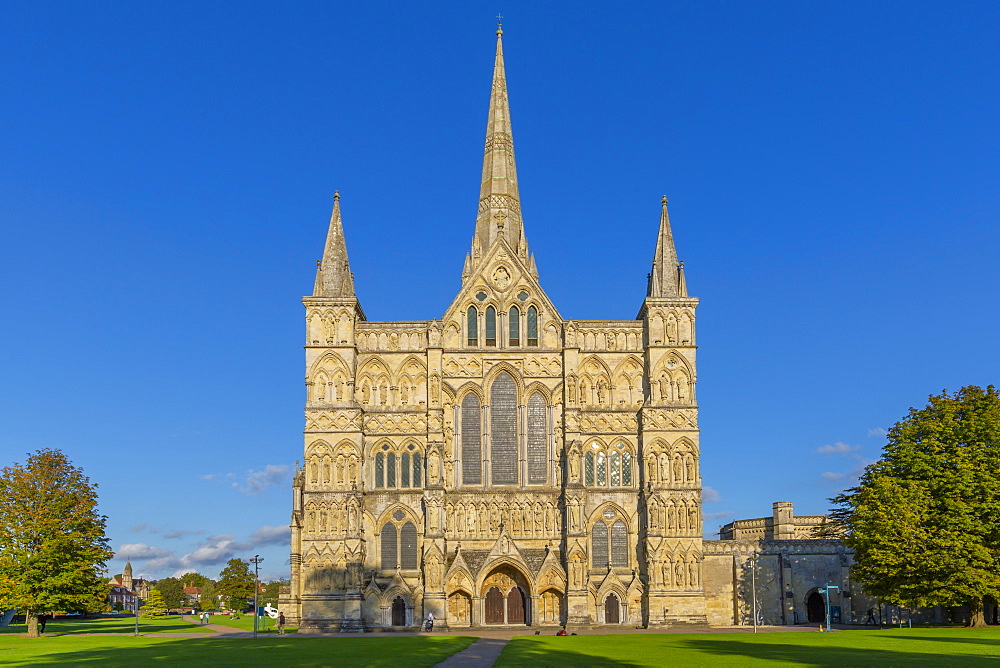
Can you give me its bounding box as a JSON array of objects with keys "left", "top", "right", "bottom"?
[
  {"left": 496, "top": 628, "right": 1000, "bottom": 667},
  {"left": 0, "top": 615, "right": 211, "bottom": 635},
  {"left": 202, "top": 615, "right": 297, "bottom": 633},
  {"left": 0, "top": 635, "right": 476, "bottom": 667}
]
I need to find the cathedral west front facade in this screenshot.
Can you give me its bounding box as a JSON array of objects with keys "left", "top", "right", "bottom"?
[{"left": 284, "top": 28, "right": 707, "bottom": 631}]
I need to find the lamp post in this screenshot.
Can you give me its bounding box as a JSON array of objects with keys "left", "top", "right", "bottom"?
[
  {"left": 250, "top": 555, "right": 263, "bottom": 639},
  {"left": 133, "top": 594, "right": 139, "bottom": 636},
  {"left": 820, "top": 585, "right": 839, "bottom": 632}
]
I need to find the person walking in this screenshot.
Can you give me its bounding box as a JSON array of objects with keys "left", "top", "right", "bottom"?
[
  {"left": 425, "top": 611, "right": 434, "bottom": 632},
  {"left": 277, "top": 611, "right": 286, "bottom": 635},
  {"left": 38, "top": 614, "right": 49, "bottom": 633}
]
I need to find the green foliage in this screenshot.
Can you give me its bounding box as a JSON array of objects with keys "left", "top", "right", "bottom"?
[
  {"left": 178, "top": 572, "right": 209, "bottom": 587},
  {"left": 259, "top": 579, "right": 287, "bottom": 607},
  {"left": 155, "top": 577, "right": 185, "bottom": 609},
  {"left": 831, "top": 385, "right": 1000, "bottom": 626},
  {"left": 198, "top": 580, "right": 218, "bottom": 610},
  {"left": 0, "top": 449, "right": 115, "bottom": 637},
  {"left": 216, "top": 559, "right": 254, "bottom": 611},
  {"left": 142, "top": 589, "right": 168, "bottom": 618}
]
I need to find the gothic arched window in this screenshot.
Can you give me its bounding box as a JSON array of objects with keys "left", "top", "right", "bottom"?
[
  {"left": 381, "top": 523, "right": 397, "bottom": 570},
  {"left": 485, "top": 306, "right": 497, "bottom": 346},
  {"left": 375, "top": 452, "right": 385, "bottom": 488},
  {"left": 611, "top": 520, "right": 628, "bottom": 567},
  {"left": 585, "top": 451, "right": 595, "bottom": 486},
  {"left": 401, "top": 452, "right": 411, "bottom": 487},
  {"left": 467, "top": 307, "right": 478, "bottom": 346},
  {"left": 509, "top": 306, "right": 520, "bottom": 346},
  {"left": 461, "top": 393, "right": 482, "bottom": 485},
  {"left": 585, "top": 442, "right": 635, "bottom": 488},
  {"left": 412, "top": 450, "right": 422, "bottom": 487},
  {"left": 592, "top": 521, "right": 608, "bottom": 568},
  {"left": 527, "top": 393, "right": 546, "bottom": 484},
  {"left": 386, "top": 452, "right": 397, "bottom": 489},
  {"left": 490, "top": 372, "right": 517, "bottom": 484},
  {"left": 527, "top": 306, "right": 538, "bottom": 346},
  {"left": 381, "top": 514, "right": 418, "bottom": 571}
]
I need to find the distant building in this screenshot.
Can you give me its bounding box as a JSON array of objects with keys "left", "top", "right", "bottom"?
[
  {"left": 107, "top": 560, "right": 148, "bottom": 610},
  {"left": 719, "top": 501, "right": 830, "bottom": 541}
]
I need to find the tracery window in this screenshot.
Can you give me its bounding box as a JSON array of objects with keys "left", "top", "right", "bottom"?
[
  {"left": 526, "top": 393, "right": 546, "bottom": 484},
  {"left": 527, "top": 306, "right": 538, "bottom": 346},
  {"left": 585, "top": 442, "right": 634, "bottom": 488},
  {"left": 509, "top": 306, "right": 520, "bottom": 346},
  {"left": 467, "top": 307, "right": 478, "bottom": 346},
  {"left": 490, "top": 373, "right": 517, "bottom": 484},
  {"left": 380, "top": 513, "right": 418, "bottom": 570},
  {"left": 485, "top": 306, "right": 497, "bottom": 346},
  {"left": 374, "top": 444, "right": 423, "bottom": 489},
  {"left": 461, "top": 393, "right": 482, "bottom": 485},
  {"left": 592, "top": 512, "right": 629, "bottom": 569}
]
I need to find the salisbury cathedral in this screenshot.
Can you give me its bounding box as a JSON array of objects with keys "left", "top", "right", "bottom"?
[{"left": 283, "top": 29, "right": 871, "bottom": 632}]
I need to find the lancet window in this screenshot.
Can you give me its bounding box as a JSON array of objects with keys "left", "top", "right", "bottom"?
[
  {"left": 509, "top": 306, "right": 520, "bottom": 346},
  {"left": 584, "top": 442, "right": 633, "bottom": 488},
  {"left": 467, "top": 307, "right": 478, "bottom": 346},
  {"left": 374, "top": 443, "right": 423, "bottom": 489},
  {"left": 461, "top": 393, "right": 482, "bottom": 485},
  {"left": 526, "top": 393, "right": 547, "bottom": 484},
  {"left": 490, "top": 372, "right": 517, "bottom": 484},
  {"left": 485, "top": 306, "right": 497, "bottom": 346},
  {"left": 592, "top": 511, "right": 629, "bottom": 568},
  {"left": 527, "top": 306, "right": 538, "bottom": 346},
  {"left": 380, "top": 512, "right": 418, "bottom": 570}
]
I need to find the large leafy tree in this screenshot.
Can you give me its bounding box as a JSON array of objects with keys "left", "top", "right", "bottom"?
[
  {"left": 830, "top": 386, "right": 1000, "bottom": 627},
  {"left": 198, "top": 579, "right": 218, "bottom": 610},
  {"left": 0, "top": 449, "right": 114, "bottom": 637},
  {"left": 259, "top": 578, "right": 288, "bottom": 607},
  {"left": 142, "top": 589, "right": 168, "bottom": 618},
  {"left": 155, "top": 577, "right": 185, "bottom": 609},
  {"left": 217, "top": 559, "right": 255, "bottom": 611},
  {"left": 178, "top": 572, "right": 209, "bottom": 587}
]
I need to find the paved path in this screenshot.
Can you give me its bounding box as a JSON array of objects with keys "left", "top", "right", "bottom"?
[{"left": 434, "top": 637, "right": 509, "bottom": 668}]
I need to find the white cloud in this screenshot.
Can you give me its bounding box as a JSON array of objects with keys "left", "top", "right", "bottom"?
[
  {"left": 821, "top": 471, "right": 846, "bottom": 481},
  {"left": 704, "top": 511, "right": 734, "bottom": 520},
  {"left": 200, "top": 474, "right": 216, "bottom": 480},
  {"left": 239, "top": 465, "right": 291, "bottom": 495},
  {"left": 117, "top": 543, "right": 173, "bottom": 560},
  {"left": 702, "top": 486, "right": 721, "bottom": 503},
  {"left": 868, "top": 427, "right": 887, "bottom": 437},
  {"left": 817, "top": 442, "right": 860, "bottom": 454},
  {"left": 163, "top": 529, "right": 205, "bottom": 540}
]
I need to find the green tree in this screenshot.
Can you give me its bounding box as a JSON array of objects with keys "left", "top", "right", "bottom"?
[
  {"left": 198, "top": 579, "right": 218, "bottom": 610},
  {"left": 0, "top": 449, "right": 114, "bottom": 638},
  {"left": 259, "top": 578, "right": 288, "bottom": 607},
  {"left": 155, "top": 577, "right": 185, "bottom": 609},
  {"left": 178, "top": 572, "right": 209, "bottom": 587},
  {"left": 142, "top": 589, "right": 168, "bottom": 618},
  {"left": 217, "top": 559, "right": 255, "bottom": 611},
  {"left": 830, "top": 386, "right": 1000, "bottom": 627}
]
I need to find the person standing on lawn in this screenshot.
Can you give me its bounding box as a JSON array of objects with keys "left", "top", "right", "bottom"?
[{"left": 277, "top": 611, "right": 286, "bottom": 635}]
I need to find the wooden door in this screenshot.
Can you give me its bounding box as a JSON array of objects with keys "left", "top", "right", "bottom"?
[
  {"left": 605, "top": 594, "right": 620, "bottom": 624},
  {"left": 392, "top": 596, "right": 406, "bottom": 626},
  {"left": 485, "top": 587, "right": 505, "bottom": 624},
  {"left": 507, "top": 587, "right": 525, "bottom": 624}
]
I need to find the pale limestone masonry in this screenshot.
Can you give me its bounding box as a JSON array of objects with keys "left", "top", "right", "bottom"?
[
  {"left": 720, "top": 501, "right": 828, "bottom": 541},
  {"left": 281, "top": 28, "right": 705, "bottom": 632}
]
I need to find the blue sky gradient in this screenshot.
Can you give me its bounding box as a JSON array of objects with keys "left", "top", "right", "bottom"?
[{"left": 1, "top": 1, "right": 997, "bottom": 581}]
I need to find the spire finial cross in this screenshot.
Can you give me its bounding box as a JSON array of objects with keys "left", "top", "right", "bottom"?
[
  {"left": 333, "top": 190, "right": 340, "bottom": 201},
  {"left": 496, "top": 13, "right": 503, "bottom": 34},
  {"left": 661, "top": 195, "right": 668, "bottom": 205}
]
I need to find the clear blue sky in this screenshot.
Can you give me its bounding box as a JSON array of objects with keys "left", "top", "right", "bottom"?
[{"left": 1, "top": 1, "right": 997, "bottom": 581}]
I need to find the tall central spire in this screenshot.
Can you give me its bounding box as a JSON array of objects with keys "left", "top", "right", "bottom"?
[{"left": 472, "top": 26, "right": 527, "bottom": 262}]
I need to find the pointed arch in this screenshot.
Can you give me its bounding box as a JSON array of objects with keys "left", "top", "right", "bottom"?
[
  {"left": 526, "top": 392, "right": 547, "bottom": 484},
  {"left": 490, "top": 371, "right": 518, "bottom": 485},
  {"left": 460, "top": 392, "right": 482, "bottom": 485}
]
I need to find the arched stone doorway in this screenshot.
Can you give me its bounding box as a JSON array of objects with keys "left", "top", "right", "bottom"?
[
  {"left": 807, "top": 592, "right": 825, "bottom": 623},
  {"left": 481, "top": 564, "right": 531, "bottom": 625},
  {"left": 604, "top": 593, "right": 620, "bottom": 624},
  {"left": 391, "top": 596, "right": 407, "bottom": 626}
]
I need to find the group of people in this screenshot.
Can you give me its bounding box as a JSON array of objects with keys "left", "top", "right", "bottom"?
[{"left": 196, "top": 610, "right": 286, "bottom": 634}]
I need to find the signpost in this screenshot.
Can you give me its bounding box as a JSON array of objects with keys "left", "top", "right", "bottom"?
[{"left": 819, "top": 585, "right": 839, "bottom": 632}]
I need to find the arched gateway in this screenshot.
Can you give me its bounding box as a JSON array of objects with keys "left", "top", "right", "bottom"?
[{"left": 481, "top": 564, "right": 530, "bottom": 625}]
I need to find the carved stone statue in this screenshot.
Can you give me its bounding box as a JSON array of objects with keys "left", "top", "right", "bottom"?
[{"left": 569, "top": 452, "right": 580, "bottom": 482}]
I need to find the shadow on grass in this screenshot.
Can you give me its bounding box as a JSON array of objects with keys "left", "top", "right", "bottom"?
[
  {"left": 890, "top": 632, "right": 1000, "bottom": 648},
  {"left": 2, "top": 635, "right": 477, "bottom": 668},
  {"left": 674, "top": 637, "right": 1000, "bottom": 667}
]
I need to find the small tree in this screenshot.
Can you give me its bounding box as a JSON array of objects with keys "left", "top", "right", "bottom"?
[
  {"left": 142, "top": 589, "right": 168, "bottom": 618},
  {"left": 0, "top": 449, "right": 114, "bottom": 638},
  {"left": 217, "top": 559, "right": 255, "bottom": 611},
  {"left": 831, "top": 386, "right": 1000, "bottom": 627},
  {"left": 199, "top": 580, "right": 218, "bottom": 610}
]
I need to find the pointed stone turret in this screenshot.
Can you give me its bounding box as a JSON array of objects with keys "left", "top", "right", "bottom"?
[
  {"left": 647, "top": 196, "right": 684, "bottom": 298},
  {"left": 473, "top": 25, "right": 527, "bottom": 262},
  {"left": 123, "top": 560, "right": 133, "bottom": 591},
  {"left": 313, "top": 191, "right": 356, "bottom": 298}
]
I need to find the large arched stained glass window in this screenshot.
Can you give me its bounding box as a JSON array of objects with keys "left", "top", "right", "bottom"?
[
  {"left": 592, "top": 521, "right": 608, "bottom": 568},
  {"left": 527, "top": 306, "right": 538, "bottom": 346},
  {"left": 527, "top": 393, "right": 546, "bottom": 484},
  {"left": 509, "top": 306, "right": 520, "bottom": 346},
  {"left": 485, "top": 306, "right": 497, "bottom": 346},
  {"left": 381, "top": 523, "right": 397, "bottom": 570},
  {"left": 467, "top": 307, "right": 478, "bottom": 346},
  {"left": 461, "top": 393, "right": 482, "bottom": 485},
  {"left": 490, "top": 373, "right": 517, "bottom": 484},
  {"left": 400, "top": 522, "right": 418, "bottom": 569},
  {"left": 610, "top": 520, "right": 628, "bottom": 567}
]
